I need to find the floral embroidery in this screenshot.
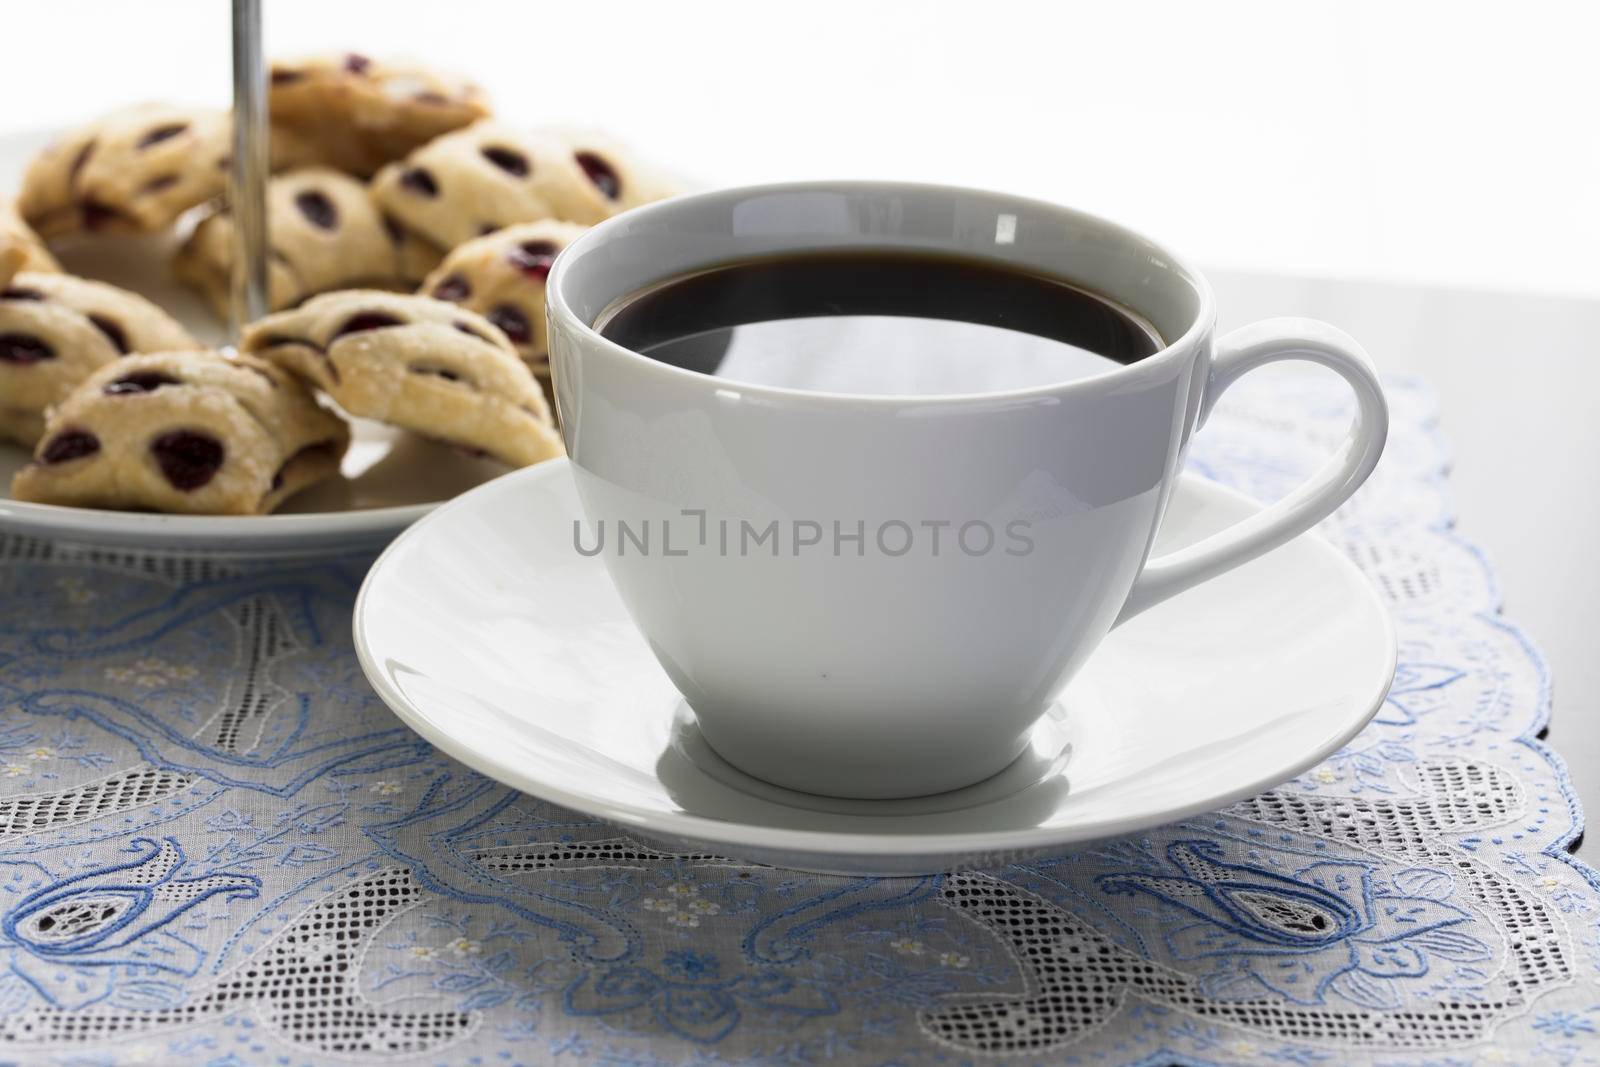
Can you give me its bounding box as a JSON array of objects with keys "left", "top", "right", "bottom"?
[
  {"left": 0, "top": 838, "right": 259, "bottom": 1009},
  {"left": 1378, "top": 662, "right": 1467, "bottom": 726},
  {"left": 640, "top": 881, "right": 722, "bottom": 928},
  {"left": 662, "top": 950, "right": 718, "bottom": 980},
  {"left": 1099, "top": 841, "right": 1492, "bottom": 1008},
  {"left": 1533, "top": 1009, "right": 1599, "bottom": 1038},
  {"left": 666, "top": 905, "right": 716, "bottom": 928},
  {"left": 55, "top": 576, "right": 97, "bottom": 606},
  {"left": 104, "top": 658, "right": 199, "bottom": 688},
  {"left": 0, "top": 723, "right": 117, "bottom": 788}
]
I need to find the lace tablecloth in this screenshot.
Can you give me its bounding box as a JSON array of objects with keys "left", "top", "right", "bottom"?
[{"left": 0, "top": 372, "right": 1589, "bottom": 1067}]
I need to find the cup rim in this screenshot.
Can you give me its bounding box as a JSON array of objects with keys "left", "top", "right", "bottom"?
[{"left": 546, "top": 179, "right": 1217, "bottom": 406}]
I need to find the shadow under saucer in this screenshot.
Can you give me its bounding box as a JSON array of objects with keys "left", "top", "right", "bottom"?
[{"left": 653, "top": 698, "right": 1076, "bottom": 835}]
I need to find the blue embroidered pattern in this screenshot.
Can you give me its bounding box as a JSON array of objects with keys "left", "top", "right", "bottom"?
[
  {"left": 1097, "top": 841, "right": 1489, "bottom": 1009},
  {"left": 0, "top": 837, "right": 259, "bottom": 1011},
  {"left": 0, "top": 374, "right": 1591, "bottom": 1066}
]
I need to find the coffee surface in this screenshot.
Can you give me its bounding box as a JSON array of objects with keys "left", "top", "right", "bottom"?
[{"left": 595, "top": 251, "right": 1163, "bottom": 396}]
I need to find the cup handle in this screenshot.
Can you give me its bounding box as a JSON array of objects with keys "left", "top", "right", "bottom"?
[{"left": 1115, "top": 317, "right": 1389, "bottom": 625}]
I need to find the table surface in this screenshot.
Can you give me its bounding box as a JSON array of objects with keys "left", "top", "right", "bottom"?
[
  {"left": 1210, "top": 269, "right": 1600, "bottom": 837},
  {"left": 0, "top": 345, "right": 1568, "bottom": 1066},
  {"left": 0, "top": 256, "right": 1587, "bottom": 1063}
]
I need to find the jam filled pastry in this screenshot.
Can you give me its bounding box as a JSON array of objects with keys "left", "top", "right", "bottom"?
[
  {"left": 0, "top": 200, "right": 59, "bottom": 288},
  {"left": 371, "top": 122, "right": 670, "bottom": 259},
  {"left": 12, "top": 351, "right": 349, "bottom": 515},
  {"left": 240, "top": 291, "right": 564, "bottom": 468},
  {"left": 420, "top": 219, "right": 587, "bottom": 387},
  {"left": 0, "top": 272, "right": 201, "bottom": 447},
  {"left": 17, "top": 105, "right": 234, "bottom": 237},
  {"left": 176, "top": 168, "right": 408, "bottom": 318},
  {"left": 268, "top": 52, "right": 491, "bottom": 178}
]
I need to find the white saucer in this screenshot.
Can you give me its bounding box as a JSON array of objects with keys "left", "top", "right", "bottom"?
[
  {"left": 0, "top": 127, "right": 513, "bottom": 556},
  {"left": 353, "top": 459, "right": 1395, "bottom": 875}
]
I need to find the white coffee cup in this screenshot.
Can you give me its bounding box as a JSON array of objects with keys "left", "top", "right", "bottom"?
[{"left": 546, "top": 182, "right": 1387, "bottom": 799}]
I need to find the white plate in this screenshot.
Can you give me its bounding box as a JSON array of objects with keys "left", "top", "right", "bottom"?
[
  {"left": 353, "top": 459, "right": 1396, "bottom": 875},
  {"left": 0, "top": 128, "right": 515, "bottom": 556}
]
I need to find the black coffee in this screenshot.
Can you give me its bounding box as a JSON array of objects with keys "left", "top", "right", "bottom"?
[{"left": 595, "top": 251, "right": 1163, "bottom": 396}]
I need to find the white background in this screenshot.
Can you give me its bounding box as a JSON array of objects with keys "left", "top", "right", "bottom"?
[{"left": 2, "top": 0, "right": 1597, "bottom": 296}]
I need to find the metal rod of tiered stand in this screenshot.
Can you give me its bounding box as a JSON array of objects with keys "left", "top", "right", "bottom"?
[{"left": 228, "top": 0, "right": 269, "bottom": 338}]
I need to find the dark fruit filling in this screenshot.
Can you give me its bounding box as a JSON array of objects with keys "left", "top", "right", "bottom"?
[
  {"left": 400, "top": 167, "right": 439, "bottom": 197},
  {"left": 142, "top": 174, "right": 179, "bottom": 195},
  {"left": 82, "top": 200, "right": 120, "bottom": 230},
  {"left": 151, "top": 430, "right": 225, "bottom": 490},
  {"left": 344, "top": 53, "right": 372, "bottom": 75},
  {"left": 294, "top": 190, "right": 339, "bottom": 230},
  {"left": 0, "top": 288, "right": 42, "bottom": 301},
  {"left": 88, "top": 314, "right": 128, "bottom": 354},
  {"left": 40, "top": 430, "right": 99, "bottom": 464},
  {"left": 481, "top": 146, "right": 530, "bottom": 177},
  {"left": 507, "top": 239, "right": 559, "bottom": 279},
  {"left": 574, "top": 151, "right": 620, "bottom": 199},
  {"left": 486, "top": 305, "right": 531, "bottom": 344},
  {"left": 332, "top": 312, "right": 404, "bottom": 340},
  {"left": 432, "top": 273, "right": 471, "bottom": 301},
  {"left": 270, "top": 68, "right": 304, "bottom": 86},
  {"left": 104, "top": 371, "right": 180, "bottom": 395},
  {"left": 453, "top": 322, "right": 493, "bottom": 345},
  {"left": 0, "top": 333, "right": 54, "bottom": 364},
  {"left": 137, "top": 123, "right": 188, "bottom": 149}
]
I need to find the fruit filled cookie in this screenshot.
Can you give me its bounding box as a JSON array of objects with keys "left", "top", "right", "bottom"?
[
  {"left": 269, "top": 53, "right": 490, "bottom": 178},
  {"left": 12, "top": 351, "right": 349, "bottom": 515},
  {"left": 17, "top": 105, "right": 234, "bottom": 237},
  {"left": 0, "top": 273, "right": 201, "bottom": 446},
  {"left": 371, "top": 122, "right": 668, "bottom": 257},
  {"left": 176, "top": 168, "right": 407, "bottom": 317},
  {"left": 241, "top": 291, "right": 564, "bottom": 468},
  {"left": 420, "top": 219, "right": 586, "bottom": 385}
]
